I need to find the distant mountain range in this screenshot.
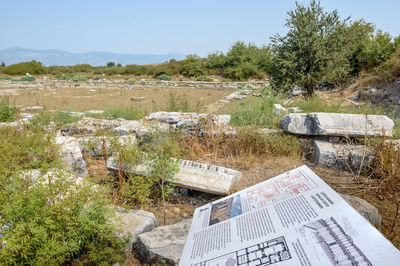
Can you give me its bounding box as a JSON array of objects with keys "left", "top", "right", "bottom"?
[{"left": 0, "top": 47, "right": 186, "bottom": 66}]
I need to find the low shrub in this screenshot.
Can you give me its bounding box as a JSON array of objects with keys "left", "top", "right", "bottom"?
[
  {"left": 4, "top": 61, "right": 46, "bottom": 75},
  {"left": 0, "top": 99, "right": 16, "bottom": 122},
  {"left": 0, "top": 170, "right": 125, "bottom": 265},
  {"left": 359, "top": 46, "right": 400, "bottom": 86},
  {"left": 108, "top": 129, "right": 180, "bottom": 224},
  {"left": 156, "top": 73, "right": 172, "bottom": 81},
  {"left": 0, "top": 125, "right": 126, "bottom": 265}
]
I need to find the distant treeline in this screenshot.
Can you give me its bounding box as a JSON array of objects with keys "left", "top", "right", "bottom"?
[{"left": 0, "top": 42, "right": 270, "bottom": 81}]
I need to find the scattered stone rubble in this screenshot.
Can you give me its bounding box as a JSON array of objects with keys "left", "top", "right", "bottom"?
[
  {"left": 280, "top": 112, "right": 395, "bottom": 171},
  {"left": 0, "top": 78, "right": 266, "bottom": 92},
  {"left": 2, "top": 77, "right": 393, "bottom": 263},
  {"left": 146, "top": 111, "right": 230, "bottom": 126}
]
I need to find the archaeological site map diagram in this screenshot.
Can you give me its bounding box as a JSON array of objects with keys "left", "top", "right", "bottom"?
[
  {"left": 304, "top": 217, "right": 372, "bottom": 266},
  {"left": 246, "top": 170, "right": 318, "bottom": 209},
  {"left": 195, "top": 236, "right": 291, "bottom": 266}
]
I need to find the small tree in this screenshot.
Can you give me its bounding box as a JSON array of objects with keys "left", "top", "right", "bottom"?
[
  {"left": 143, "top": 130, "right": 179, "bottom": 225},
  {"left": 106, "top": 61, "right": 116, "bottom": 67},
  {"left": 1, "top": 62, "right": 5, "bottom": 67},
  {"left": 269, "top": 0, "right": 369, "bottom": 97}
]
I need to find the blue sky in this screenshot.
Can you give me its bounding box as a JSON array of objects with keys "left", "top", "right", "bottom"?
[{"left": 1, "top": 0, "right": 399, "bottom": 56}]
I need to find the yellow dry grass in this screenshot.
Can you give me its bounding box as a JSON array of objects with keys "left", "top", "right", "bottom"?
[{"left": 5, "top": 85, "right": 232, "bottom": 113}]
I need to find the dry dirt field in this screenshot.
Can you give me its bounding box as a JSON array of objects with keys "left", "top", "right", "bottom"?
[{"left": 0, "top": 80, "right": 233, "bottom": 113}]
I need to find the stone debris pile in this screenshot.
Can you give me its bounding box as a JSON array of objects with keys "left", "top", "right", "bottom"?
[
  {"left": 280, "top": 112, "right": 395, "bottom": 171},
  {"left": 145, "top": 111, "right": 230, "bottom": 127},
  {"left": 0, "top": 78, "right": 266, "bottom": 91}
]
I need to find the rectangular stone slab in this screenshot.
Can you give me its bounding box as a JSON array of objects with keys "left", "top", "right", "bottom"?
[
  {"left": 313, "top": 140, "right": 374, "bottom": 171},
  {"left": 172, "top": 159, "right": 242, "bottom": 195},
  {"left": 107, "top": 156, "right": 241, "bottom": 195},
  {"left": 281, "top": 112, "right": 394, "bottom": 137}
]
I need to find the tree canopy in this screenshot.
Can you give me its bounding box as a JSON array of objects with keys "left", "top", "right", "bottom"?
[{"left": 269, "top": 0, "right": 373, "bottom": 97}]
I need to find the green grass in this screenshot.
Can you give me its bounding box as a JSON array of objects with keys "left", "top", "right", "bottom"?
[
  {"left": 229, "top": 96, "right": 282, "bottom": 128},
  {"left": 85, "top": 106, "right": 144, "bottom": 120},
  {"left": 0, "top": 75, "right": 12, "bottom": 80},
  {"left": 294, "top": 96, "right": 385, "bottom": 115},
  {"left": 71, "top": 75, "right": 88, "bottom": 81},
  {"left": 55, "top": 73, "right": 88, "bottom": 81},
  {"left": 13, "top": 76, "right": 35, "bottom": 82},
  {"left": 32, "top": 110, "right": 82, "bottom": 127},
  {"left": 166, "top": 92, "right": 202, "bottom": 113}
]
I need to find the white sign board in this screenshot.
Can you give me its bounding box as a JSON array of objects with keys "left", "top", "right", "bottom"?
[{"left": 179, "top": 165, "right": 400, "bottom": 266}]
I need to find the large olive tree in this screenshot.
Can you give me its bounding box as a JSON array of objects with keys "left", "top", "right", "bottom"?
[{"left": 269, "top": 0, "right": 372, "bottom": 97}]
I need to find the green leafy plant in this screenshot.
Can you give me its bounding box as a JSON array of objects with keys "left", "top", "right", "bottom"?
[
  {"left": 269, "top": 0, "right": 373, "bottom": 97},
  {"left": 141, "top": 130, "right": 179, "bottom": 225},
  {"left": 0, "top": 125, "right": 125, "bottom": 265},
  {"left": 0, "top": 170, "right": 125, "bottom": 265},
  {"left": 0, "top": 99, "right": 16, "bottom": 122}
]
